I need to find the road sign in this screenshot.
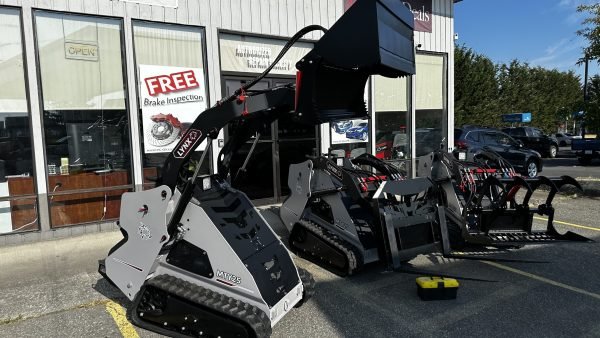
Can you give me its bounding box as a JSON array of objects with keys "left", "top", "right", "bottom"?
[{"left": 502, "top": 112, "right": 531, "bottom": 123}]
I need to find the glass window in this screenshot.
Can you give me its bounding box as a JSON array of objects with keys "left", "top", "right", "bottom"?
[
  {"left": 374, "top": 76, "right": 410, "bottom": 168},
  {"left": 466, "top": 131, "right": 479, "bottom": 142},
  {"left": 531, "top": 128, "right": 543, "bottom": 137},
  {"left": 35, "top": 12, "right": 131, "bottom": 227},
  {"left": 0, "top": 8, "right": 38, "bottom": 234},
  {"left": 132, "top": 22, "right": 209, "bottom": 190},
  {"left": 415, "top": 53, "right": 446, "bottom": 156},
  {"left": 483, "top": 132, "right": 499, "bottom": 145}
]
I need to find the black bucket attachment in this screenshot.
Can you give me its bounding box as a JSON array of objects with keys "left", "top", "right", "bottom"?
[
  {"left": 294, "top": 0, "right": 415, "bottom": 125},
  {"left": 373, "top": 178, "right": 444, "bottom": 269}
]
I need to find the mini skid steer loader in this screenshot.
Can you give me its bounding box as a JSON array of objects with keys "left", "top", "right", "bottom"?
[
  {"left": 279, "top": 0, "right": 450, "bottom": 276},
  {"left": 98, "top": 0, "right": 419, "bottom": 336}
]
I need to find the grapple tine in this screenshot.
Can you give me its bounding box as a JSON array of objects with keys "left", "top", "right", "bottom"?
[
  {"left": 522, "top": 176, "right": 558, "bottom": 206},
  {"left": 538, "top": 176, "right": 559, "bottom": 206},
  {"left": 557, "top": 175, "right": 584, "bottom": 191},
  {"left": 501, "top": 176, "right": 532, "bottom": 206},
  {"left": 547, "top": 219, "right": 594, "bottom": 242},
  {"left": 475, "top": 175, "right": 506, "bottom": 206}
]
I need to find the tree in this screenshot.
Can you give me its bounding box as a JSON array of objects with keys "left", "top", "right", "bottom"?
[
  {"left": 455, "top": 48, "right": 582, "bottom": 133},
  {"left": 577, "top": 4, "right": 600, "bottom": 133},
  {"left": 454, "top": 45, "right": 499, "bottom": 127},
  {"left": 577, "top": 3, "right": 600, "bottom": 61}
]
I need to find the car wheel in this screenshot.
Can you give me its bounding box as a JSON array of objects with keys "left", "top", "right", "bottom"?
[
  {"left": 548, "top": 145, "right": 557, "bottom": 158},
  {"left": 361, "top": 132, "right": 367, "bottom": 141},
  {"left": 526, "top": 159, "right": 538, "bottom": 178}
]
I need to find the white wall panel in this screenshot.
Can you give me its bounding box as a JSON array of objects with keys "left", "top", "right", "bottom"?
[{"left": 139, "top": 4, "right": 152, "bottom": 19}]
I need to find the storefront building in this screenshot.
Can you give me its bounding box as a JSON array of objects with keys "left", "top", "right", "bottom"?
[{"left": 0, "top": 0, "right": 457, "bottom": 244}]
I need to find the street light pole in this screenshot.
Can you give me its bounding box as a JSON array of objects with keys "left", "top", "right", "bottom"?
[{"left": 584, "top": 55, "right": 589, "bottom": 102}]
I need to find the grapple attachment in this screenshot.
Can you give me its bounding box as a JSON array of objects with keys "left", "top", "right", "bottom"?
[{"left": 432, "top": 151, "right": 592, "bottom": 248}]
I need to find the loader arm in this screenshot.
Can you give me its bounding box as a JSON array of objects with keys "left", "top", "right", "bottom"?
[{"left": 159, "top": 87, "right": 295, "bottom": 191}]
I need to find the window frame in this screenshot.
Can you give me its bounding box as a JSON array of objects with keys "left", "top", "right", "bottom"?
[
  {"left": 32, "top": 10, "right": 134, "bottom": 227},
  {"left": 0, "top": 5, "right": 40, "bottom": 234}
]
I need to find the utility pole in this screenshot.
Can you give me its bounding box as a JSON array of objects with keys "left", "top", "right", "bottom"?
[
  {"left": 582, "top": 55, "right": 589, "bottom": 137},
  {"left": 584, "top": 55, "right": 589, "bottom": 102}
]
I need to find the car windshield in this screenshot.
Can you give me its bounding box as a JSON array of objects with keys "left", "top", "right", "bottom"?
[{"left": 358, "top": 123, "right": 367, "bottom": 127}]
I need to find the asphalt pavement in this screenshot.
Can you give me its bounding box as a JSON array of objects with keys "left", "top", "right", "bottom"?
[
  {"left": 542, "top": 147, "right": 600, "bottom": 178},
  {"left": 1, "top": 193, "right": 599, "bottom": 338}
]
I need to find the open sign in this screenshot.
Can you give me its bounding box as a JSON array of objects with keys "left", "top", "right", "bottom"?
[{"left": 64, "top": 41, "right": 99, "bottom": 61}]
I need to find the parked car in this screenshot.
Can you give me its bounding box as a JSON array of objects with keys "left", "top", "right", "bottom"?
[
  {"left": 375, "top": 132, "right": 407, "bottom": 159},
  {"left": 572, "top": 137, "right": 600, "bottom": 165},
  {"left": 332, "top": 120, "right": 353, "bottom": 134},
  {"left": 454, "top": 127, "right": 543, "bottom": 178},
  {"left": 554, "top": 132, "right": 573, "bottom": 147},
  {"left": 345, "top": 122, "right": 369, "bottom": 141},
  {"left": 501, "top": 127, "right": 559, "bottom": 158}
]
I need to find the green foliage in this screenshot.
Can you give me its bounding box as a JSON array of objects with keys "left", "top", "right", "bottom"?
[
  {"left": 583, "top": 75, "right": 600, "bottom": 132},
  {"left": 454, "top": 45, "right": 499, "bottom": 127},
  {"left": 454, "top": 45, "right": 582, "bottom": 133},
  {"left": 577, "top": 4, "right": 600, "bottom": 132},
  {"left": 577, "top": 3, "right": 600, "bottom": 61}
]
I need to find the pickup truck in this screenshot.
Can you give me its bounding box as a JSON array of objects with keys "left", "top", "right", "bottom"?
[
  {"left": 502, "top": 127, "right": 559, "bottom": 158},
  {"left": 572, "top": 138, "right": 600, "bottom": 165}
]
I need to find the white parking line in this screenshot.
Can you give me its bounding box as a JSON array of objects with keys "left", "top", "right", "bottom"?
[{"left": 481, "top": 261, "right": 600, "bottom": 301}]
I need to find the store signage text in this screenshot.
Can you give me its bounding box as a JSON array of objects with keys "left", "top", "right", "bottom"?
[
  {"left": 64, "top": 41, "right": 98, "bottom": 61},
  {"left": 145, "top": 70, "right": 199, "bottom": 96},
  {"left": 220, "top": 34, "right": 313, "bottom": 76},
  {"left": 235, "top": 44, "right": 292, "bottom": 72},
  {"left": 343, "top": 0, "right": 432, "bottom": 33},
  {"left": 403, "top": 0, "right": 432, "bottom": 33}
]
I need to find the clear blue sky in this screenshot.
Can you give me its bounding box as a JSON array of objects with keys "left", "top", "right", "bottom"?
[{"left": 454, "top": 0, "right": 599, "bottom": 82}]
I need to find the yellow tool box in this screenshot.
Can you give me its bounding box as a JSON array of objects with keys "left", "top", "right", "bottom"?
[{"left": 416, "top": 277, "right": 459, "bottom": 301}]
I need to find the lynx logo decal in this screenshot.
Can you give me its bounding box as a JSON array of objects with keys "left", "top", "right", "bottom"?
[
  {"left": 216, "top": 270, "right": 242, "bottom": 285},
  {"left": 326, "top": 162, "right": 343, "bottom": 180},
  {"left": 174, "top": 129, "right": 202, "bottom": 159}
]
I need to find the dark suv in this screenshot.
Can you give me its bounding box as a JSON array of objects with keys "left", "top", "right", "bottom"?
[
  {"left": 501, "top": 127, "right": 559, "bottom": 158},
  {"left": 454, "top": 128, "right": 543, "bottom": 177}
]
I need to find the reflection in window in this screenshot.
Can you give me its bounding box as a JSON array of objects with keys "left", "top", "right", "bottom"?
[
  {"left": 35, "top": 12, "right": 131, "bottom": 227},
  {"left": 415, "top": 53, "right": 446, "bottom": 156},
  {"left": 374, "top": 76, "right": 409, "bottom": 161},
  {"left": 0, "top": 8, "right": 38, "bottom": 234}
]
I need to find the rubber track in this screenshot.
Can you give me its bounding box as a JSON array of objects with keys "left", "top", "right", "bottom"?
[
  {"left": 144, "top": 274, "right": 272, "bottom": 338},
  {"left": 294, "top": 267, "right": 315, "bottom": 308},
  {"left": 292, "top": 219, "right": 362, "bottom": 276}
]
